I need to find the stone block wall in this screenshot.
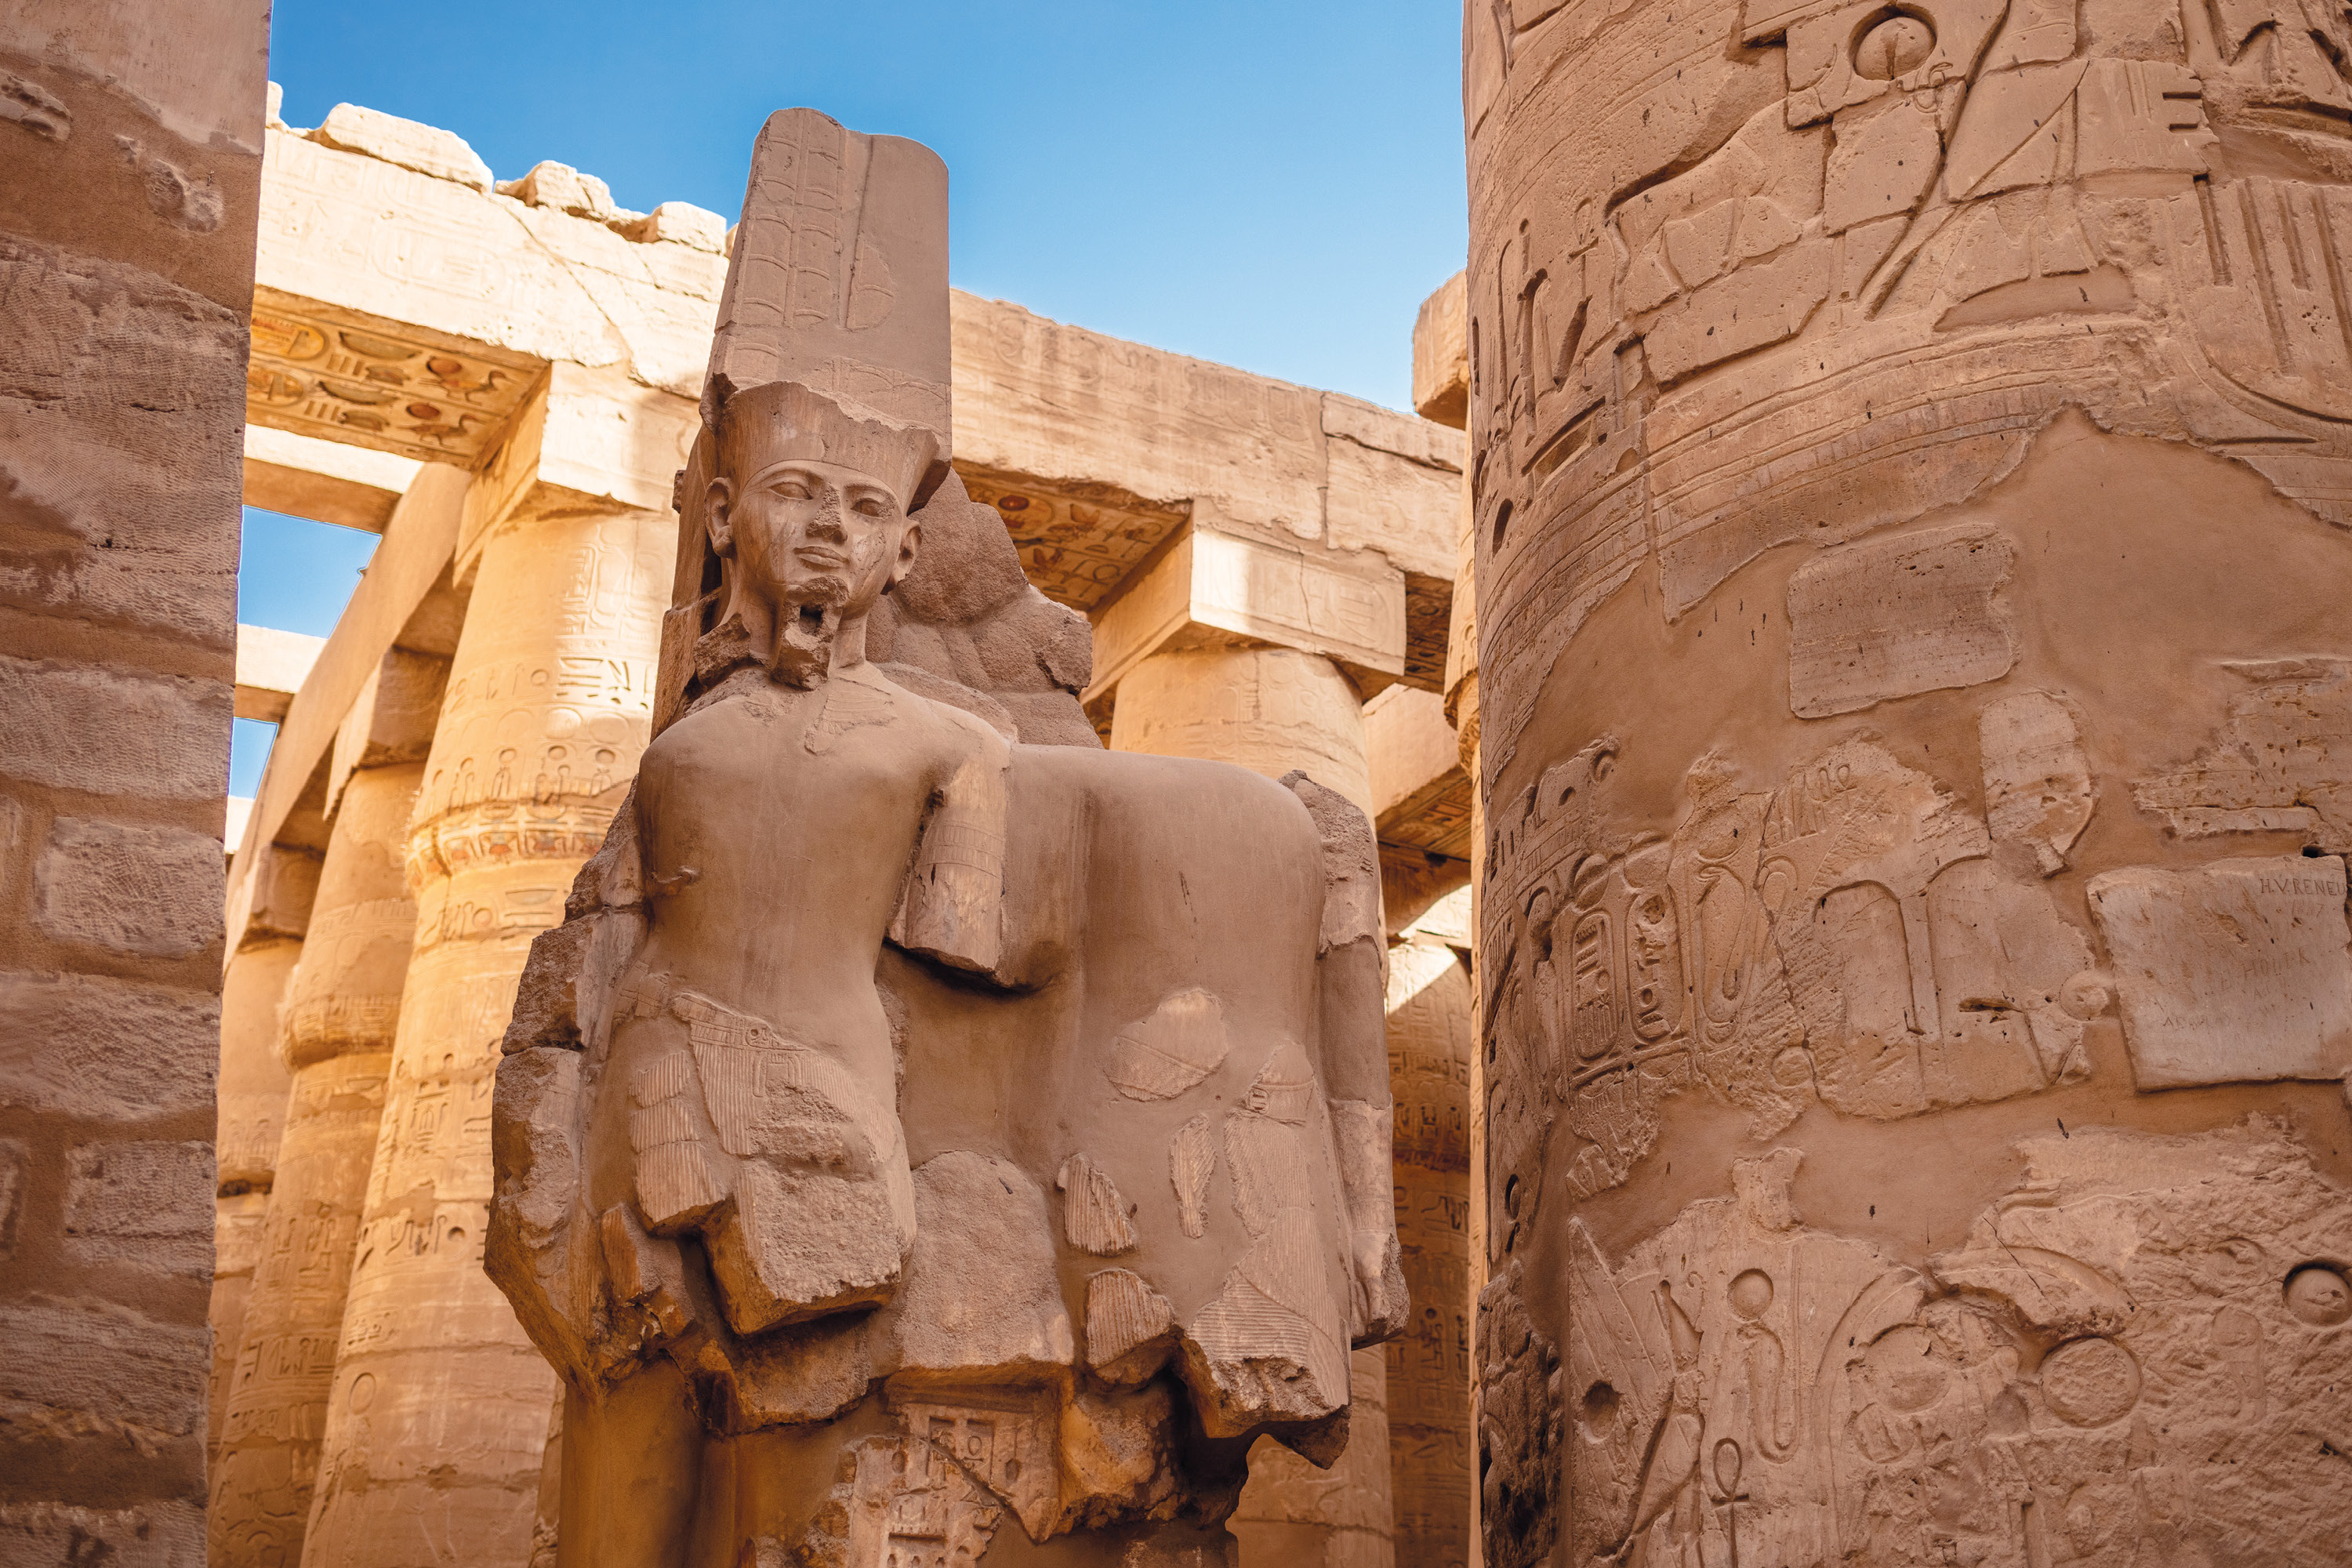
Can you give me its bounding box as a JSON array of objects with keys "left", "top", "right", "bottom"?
[{"left": 0, "top": 4, "right": 270, "bottom": 1560}]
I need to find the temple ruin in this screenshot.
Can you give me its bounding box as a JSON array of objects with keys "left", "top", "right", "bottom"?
[
  {"left": 198, "top": 88, "right": 1473, "bottom": 1568},
  {"left": 9, "top": 2, "right": 2350, "bottom": 1566}
]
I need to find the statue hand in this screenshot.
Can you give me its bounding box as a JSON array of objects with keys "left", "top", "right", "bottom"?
[{"left": 1351, "top": 1225, "right": 1410, "bottom": 1347}]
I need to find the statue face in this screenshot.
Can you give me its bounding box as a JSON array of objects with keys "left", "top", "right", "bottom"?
[{"left": 717, "top": 457, "right": 919, "bottom": 620}]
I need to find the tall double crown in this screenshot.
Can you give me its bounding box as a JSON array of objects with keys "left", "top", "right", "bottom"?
[{"left": 700, "top": 108, "right": 953, "bottom": 514}]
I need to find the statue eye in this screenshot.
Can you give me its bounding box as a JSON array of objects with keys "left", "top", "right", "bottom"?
[
  {"left": 772, "top": 481, "right": 811, "bottom": 500},
  {"left": 852, "top": 495, "right": 888, "bottom": 517}
]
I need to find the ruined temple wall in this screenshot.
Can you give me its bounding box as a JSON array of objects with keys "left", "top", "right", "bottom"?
[
  {"left": 0, "top": 2, "right": 270, "bottom": 1558},
  {"left": 1467, "top": 0, "right": 2352, "bottom": 1563}
]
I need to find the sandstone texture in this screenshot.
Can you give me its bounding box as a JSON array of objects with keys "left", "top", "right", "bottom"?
[
  {"left": 0, "top": 1, "right": 269, "bottom": 1556},
  {"left": 1467, "top": 0, "right": 2352, "bottom": 1562}
]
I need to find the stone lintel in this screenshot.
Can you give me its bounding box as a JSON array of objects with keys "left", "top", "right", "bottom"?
[
  {"left": 233, "top": 623, "right": 326, "bottom": 723},
  {"left": 1367, "top": 684, "right": 1473, "bottom": 861},
  {"left": 1412, "top": 272, "right": 1469, "bottom": 430},
  {"left": 223, "top": 465, "right": 469, "bottom": 949},
  {"left": 1086, "top": 524, "right": 1408, "bottom": 707},
  {"left": 242, "top": 425, "right": 426, "bottom": 532},
  {"left": 249, "top": 285, "right": 546, "bottom": 470}
]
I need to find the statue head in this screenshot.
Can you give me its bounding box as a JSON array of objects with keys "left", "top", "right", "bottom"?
[{"left": 704, "top": 379, "right": 942, "bottom": 683}]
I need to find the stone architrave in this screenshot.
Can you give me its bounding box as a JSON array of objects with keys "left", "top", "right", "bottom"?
[
  {"left": 485, "top": 108, "right": 1405, "bottom": 1568},
  {"left": 1468, "top": 2, "right": 2352, "bottom": 1562},
  {"left": 212, "top": 644, "right": 438, "bottom": 1566}
]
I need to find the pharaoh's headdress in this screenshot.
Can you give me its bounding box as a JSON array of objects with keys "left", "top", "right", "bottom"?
[
  {"left": 655, "top": 108, "right": 1098, "bottom": 745},
  {"left": 697, "top": 107, "right": 953, "bottom": 511}
]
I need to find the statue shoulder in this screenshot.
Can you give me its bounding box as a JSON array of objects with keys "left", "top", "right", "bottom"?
[{"left": 853, "top": 664, "right": 1011, "bottom": 767}]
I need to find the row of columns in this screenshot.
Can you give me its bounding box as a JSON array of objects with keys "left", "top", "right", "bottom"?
[
  {"left": 209, "top": 507, "right": 1472, "bottom": 1568},
  {"left": 206, "top": 472, "right": 673, "bottom": 1567}
]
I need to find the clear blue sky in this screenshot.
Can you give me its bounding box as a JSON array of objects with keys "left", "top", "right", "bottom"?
[{"left": 234, "top": 1, "right": 1470, "bottom": 798}]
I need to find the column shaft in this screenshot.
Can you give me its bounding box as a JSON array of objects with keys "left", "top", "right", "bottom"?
[
  {"left": 212, "top": 760, "right": 424, "bottom": 1564},
  {"left": 300, "top": 507, "right": 670, "bottom": 1568},
  {"left": 211, "top": 938, "right": 302, "bottom": 1456},
  {"left": 1383, "top": 937, "right": 1473, "bottom": 1568},
  {"left": 1110, "top": 646, "right": 1374, "bottom": 820}
]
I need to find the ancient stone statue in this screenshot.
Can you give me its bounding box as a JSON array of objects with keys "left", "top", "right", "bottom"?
[
  {"left": 488, "top": 108, "right": 1405, "bottom": 1568},
  {"left": 1467, "top": 0, "right": 2352, "bottom": 1562}
]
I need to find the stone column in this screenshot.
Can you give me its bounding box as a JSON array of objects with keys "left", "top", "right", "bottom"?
[
  {"left": 1109, "top": 645, "right": 1375, "bottom": 819},
  {"left": 1108, "top": 640, "right": 1395, "bottom": 1568},
  {"left": 0, "top": 5, "right": 269, "bottom": 1559},
  {"left": 1470, "top": 6, "right": 2352, "bottom": 1565},
  {"left": 211, "top": 937, "right": 303, "bottom": 1453},
  {"left": 1382, "top": 936, "right": 1474, "bottom": 1568},
  {"left": 301, "top": 505, "right": 670, "bottom": 1568},
  {"left": 212, "top": 756, "right": 425, "bottom": 1566},
  {"left": 1440, "top": 428, "right": 1484, "bottom": 1568}
]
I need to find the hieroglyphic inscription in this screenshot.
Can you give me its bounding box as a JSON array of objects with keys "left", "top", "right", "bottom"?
[
  {"left": 1563, "top": 1123, "right": 2352, "bottom": 1567},
  {"left": 1490, "top": 731, "right": 2098, "bottom": 1203}
]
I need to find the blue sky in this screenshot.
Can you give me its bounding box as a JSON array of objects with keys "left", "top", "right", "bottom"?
[{"left": 234, "top": 1, "right": 1470, "bottom": 797}]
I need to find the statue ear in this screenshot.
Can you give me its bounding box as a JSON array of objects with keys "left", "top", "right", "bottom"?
[
  {"left": 888, "top": 517, "right": 922, "bottom": 589},
  {"left": 704, "top": 477, "right": 736, "bottom": 557}
]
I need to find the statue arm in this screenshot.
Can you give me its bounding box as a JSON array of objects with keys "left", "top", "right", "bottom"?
[
  {"left": 489, "top": 786, "right": 670, "bottom": 1389},
  {"left": 890, "top": 714, "right": 1011, "bottom": 976},
  {"left": 1279, "top": 772, "right": 1410, "bottom": 1348}
]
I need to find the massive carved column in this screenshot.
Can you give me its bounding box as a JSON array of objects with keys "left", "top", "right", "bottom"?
[
  {"left": 212, "top": 937, "right": 304, "bottom": 1451},
  {"left": 1468, "top": 3, "right": 2352, "bottom": 1563},
  {"left": 212, "top": 641, "right": 440, "bottom": 1564},
  {"left": 487, "top": 107, "right": 1403, "bottom": 1568},
  {"left": 301, "top": 504, "right": 670, "bottom": 1566},
  {"left": 1380, "top": 936, "right": 1473, "bottom": 1568}
]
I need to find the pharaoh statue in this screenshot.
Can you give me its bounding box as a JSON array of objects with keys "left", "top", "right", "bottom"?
[
  {"left": 1466, "top": 0, "right": 2352, "bottom": 1564},
  {"left": 487, "top": 108, "right": 1406, "bottom": 1568}
]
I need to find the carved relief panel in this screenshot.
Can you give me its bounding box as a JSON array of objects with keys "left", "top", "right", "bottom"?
[{"left": 1467, "top": 0, "right": 2352, "bottom": 1561}]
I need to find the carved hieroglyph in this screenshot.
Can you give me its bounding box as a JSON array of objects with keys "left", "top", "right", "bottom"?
[
  {"left": 485, "top": 109, "right": 1403, "bottom": 1568},
  {"left": 1566, "top": 1126, "right": 2352, "bottom": 1566},
  {"left": 1470, "top": 0, "right": 2352, "bottom": 1560}
]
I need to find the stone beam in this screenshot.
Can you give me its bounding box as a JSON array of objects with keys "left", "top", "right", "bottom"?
[
  {"left": 1087, "top": 523, "right": 1407, "bottom": 707},
  {"left": 1411, "top": 272, "right": 1468, "bottom": 429},
  {"left": 233, "top": 623, "right": 325, "bottom": 722},
  {"left": 1366, "top": 683, "right": 1473, "bottom": 937},
  {"left": 252, "top": 123, "right": 723, "bottom": 453},
  {"left": 1366, "top": 685, "right": 1470, "bottom": 860},
  {"left": 249, "top": 111, "right": 1465, "bottom": 693},
  {"left": 241, "top": 424, "right": 423, "bottom": 532},
  {"left": 952, "top": 296, "right": 1465, "bottom": 688},
  {"left": 223, "top": 465, "right": 466, "bottom": 950}
]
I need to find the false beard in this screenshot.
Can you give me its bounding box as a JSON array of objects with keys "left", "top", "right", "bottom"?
[{"left": 768, "top": 591, "right": 844, "bottom": 689}]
